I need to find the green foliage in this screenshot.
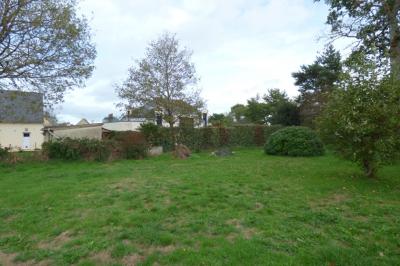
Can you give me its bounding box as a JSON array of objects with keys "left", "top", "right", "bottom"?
[
  {"left": 253, "top": 125, "right": 265, "bottom": 146},
  {"left": 230, "top": 104, "right": 248, "bottom": 123},
  {"left": 316, "top": 0, "right": 399, "bottom": 72},
  {"left": 229, "top": 125, "right": 256, "bottom": 146},
  {"left": 42, "top": 138, "right": 110, "bottom": 161},
  {"left": 108, "top": 131, "right": 149, "bottom": 160},
  {"left": 271, "top": 101, "right": 301, "bottom": 126},
  {"left": 158, "top": 125, "right": 284, "bottom": 151},
  {"left": 292, "top": 45, "right": 342, "bottom": 127},
  {"left": 139, "top": 122, "right": 163, "bottom": 146},
  {"left": 317, "top": 59, "right": 400, "bottom": 178},
  {"left": 208, "top": 113, "right": 233, "bottom": 127},
  {"left": 43, "top": 132, "right": 149, "bottom": 162},
  {"left": 230, "top": 89, "right": 300, "bottom": 126},
  {"left": 244, "top": 97, "right": 269, "bottom": 124},
  {"left": 265, "top": 127, "right": 324, "bottom": 157},
  {"left": 0, "top": 146, "right": 9, "bottom": 161}
]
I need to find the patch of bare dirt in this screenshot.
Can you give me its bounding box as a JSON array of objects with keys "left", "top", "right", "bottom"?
[
  {"left": 0, "top": 252, "right": 50, "bottom": 266},
  {"left": 121, "top": 245, "right": 176, "bottom": 266},
  {"left": 90, "top": 251, "right": 112, "bottom": 264},
  {"left": 108, "top": 179, "right": 137, "bottom": 192},
  {"left": 37, "top": 231, "right": 72, "bottom": 250},
  {"left": 254, "top": 202, "right": 264, "bottom": 210},
  {"left": 226, "top": 219, "right": 259, "bottom": 240},
  {"left": 0, "top": 252, "right": 17, "bottom": 266},
  {"left": 310, "top": 193, "right": 350, "bottom": 209},
  {"left": 121, "top": 254, "right": 144, "bottom": 266}
]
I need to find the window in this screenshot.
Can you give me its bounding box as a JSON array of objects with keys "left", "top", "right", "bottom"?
[{"left": 23, "top": 132, "right": 30, "bottom": 137}]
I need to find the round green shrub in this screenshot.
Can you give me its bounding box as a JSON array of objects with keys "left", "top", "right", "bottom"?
[{"left": 264, "top": 127, "right": 324, "bottom": 157}]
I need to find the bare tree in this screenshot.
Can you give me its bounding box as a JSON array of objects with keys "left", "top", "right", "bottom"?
[
  {"left": 0, "top": 0, "right": 96, "bottom": 105},
  {"left": 117, "top": 32, "right": 204, "bottom": 128}
]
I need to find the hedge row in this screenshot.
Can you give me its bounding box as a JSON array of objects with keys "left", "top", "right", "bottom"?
[
  {"left": 156, "top": 125, "right": 284, "bottom": 151},
  {"left": 43, "top": 132, "right": 148, "bottom": 161}
]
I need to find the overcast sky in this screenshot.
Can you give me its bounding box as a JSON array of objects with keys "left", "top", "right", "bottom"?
[{"left": 58, "top": 0, "right": 332, "bottom": 124}]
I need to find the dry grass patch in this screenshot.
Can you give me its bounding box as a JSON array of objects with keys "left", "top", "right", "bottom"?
[
  {"left": 226, "top": 219, "right": 260, "bottom": 240},
  {"left": 0, "top": 252, "right": 51, "bottom": 266},
  {"left": 37, "top": 231, "right": 72, "bottom": 250},
  {"left": 310, "top": 193, "right": 350, "bottom": 209},
  {"left": 121, "top": 254, "right": 144, "bottom": 266},
  {"left": 89, "top": 251, "right": 113, "bottom": 265}
]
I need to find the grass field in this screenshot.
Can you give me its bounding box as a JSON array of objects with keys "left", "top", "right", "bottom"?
[{"left": 0, "top": 149, "right": 399, "bottom": 265}]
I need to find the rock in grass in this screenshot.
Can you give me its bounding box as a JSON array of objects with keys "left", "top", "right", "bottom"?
[
  {"left": 213, "top": 147, "right": 233, "bottom": 157},
  {"left": 148, "top": 146, "right": 163, "bottom": 157},
  {"left": 173, "top": 144, "right": 191, "bottom": 159}
]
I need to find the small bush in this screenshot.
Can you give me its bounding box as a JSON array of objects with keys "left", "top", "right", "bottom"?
[
  {"left": 265, "top": 127, "right": 324, "bottom": 157},
  {"left": 0, "top": 146, "right": 9, "bottom": 160}
]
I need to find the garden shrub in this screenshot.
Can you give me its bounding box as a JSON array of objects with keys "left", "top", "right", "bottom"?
[
  {"left": 198, "top": 127, "right": 215, "bottom": 150},
  {"left": 229, "top": 125, "right": 254, "bottom": 146},
  {"left": 217, "top": 126, "right": 230, "bottom": 147},
  {"left": 158, "top": 125, "right": 284, "bottom": 151},
  {"left": 42, "top": 138, "right": 111, "bottom": 161},
  {"left": 108, "top": 131, "right": 148, "bottom": 160},
  {"left": 254, "top": 125, "right": 265, "bottom": 146},
  {"left": 0, "top": 146, "right": 9, "bottom": 161},
  {"left": 264, "top": 126, "right": 324, "bottom": 157},
  {"left": 139, "top": 123, "right": 163, "bottom": 146}
]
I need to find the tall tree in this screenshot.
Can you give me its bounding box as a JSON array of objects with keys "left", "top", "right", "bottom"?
[
  {"left": 0, "top": 0, "right": 96, "bottom": 105},
  {"left": 208, "top": 113, "right": 232, "bottom": 127},
  {"left": 244, "top": 96, "right": 270, "bottom": 124},
  {"left": 317, "top": 0, "right": 400, "bottom": 74},
  {"left": 117, "top": 32, "right": 204, "bottom": 128},
  {"left": 230, "top": 104, "right": 247, "bottom": 123},
  {"left": 292, "top": 45, "right": 342, "bottom": 126}
]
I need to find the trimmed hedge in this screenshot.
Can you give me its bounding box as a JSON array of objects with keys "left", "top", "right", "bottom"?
[
  {"left": 264, "top": 126, "right": 324, "bottom": 157},
  {"left": 42, "top": 138, "right": 111, "bottom": 161},
  {"left": 150, "top": 125, "right": 285, "bottom": 152},
  {"left": 43, "top": 132, "right": 149, "bottom": 161}
]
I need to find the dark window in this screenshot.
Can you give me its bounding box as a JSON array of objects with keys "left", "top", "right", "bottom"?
[{"left": 23, "top": 132, "right": 30, "bottom": 137}]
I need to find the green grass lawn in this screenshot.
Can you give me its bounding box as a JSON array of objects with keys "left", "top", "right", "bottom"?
[{"left": 0, "top": 149, "right": 399, "bottom": 265}]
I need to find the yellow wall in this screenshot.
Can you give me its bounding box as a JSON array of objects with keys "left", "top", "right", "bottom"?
[{"left": 0, "top": 123, "right": 44, "bottom": 151}]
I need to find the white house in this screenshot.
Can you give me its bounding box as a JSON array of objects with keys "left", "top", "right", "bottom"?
[{"left": 0, "top": 90, "right": 44, "bottom": 151}]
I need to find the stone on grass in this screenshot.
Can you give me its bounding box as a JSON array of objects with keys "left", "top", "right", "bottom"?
[
  {"left": 173, "top": 144, "right": 191, "bottom": 159},
  {"left": 213, "top": 147, "right": 233, "bottom": 157},
  {"left": 148, "top": 146, "right": 163, "bottom": 157}
]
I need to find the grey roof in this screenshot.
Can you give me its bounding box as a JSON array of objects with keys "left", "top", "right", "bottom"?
[{"left": 0, "top": 90, "right": 43, "bottom": 123}]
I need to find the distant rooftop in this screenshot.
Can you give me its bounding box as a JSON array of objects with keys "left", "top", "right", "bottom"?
[{"left": 0, "top": 90, "right": 43, "bottom": 123}]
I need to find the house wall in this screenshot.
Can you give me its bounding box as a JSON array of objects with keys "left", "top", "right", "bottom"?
[
  {"left": 48, "top": 126, "right": 103, "bottom": 141},
  {"left": 103, "top": 122, "right": 146, "bottom": 132},
  {"left": 0, "top": 123, "right": 44, "bottom": 151}
]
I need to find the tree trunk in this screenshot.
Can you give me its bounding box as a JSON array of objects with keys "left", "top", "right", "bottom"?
[
  {"left": 386, "top": 1, "right": 400, "bottom": 79},
  {"left": 168, "top": 121, "right": 178, "bottom": 146},
  {"left": 362, "top": 159, "right": 377, "bottom": 179}
]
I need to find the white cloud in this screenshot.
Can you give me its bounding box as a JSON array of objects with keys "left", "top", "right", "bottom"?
[{"left": 59, "top": 0, "right": 330, "bottom": 123}]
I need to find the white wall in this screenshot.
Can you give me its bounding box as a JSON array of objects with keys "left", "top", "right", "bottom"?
[
  {"left": 49, "top": 126, "right": 103, "bottom": 140},
  {"left": 103, "top": 122, "right": 145, "bottom": 131},
  {"left": 0, "top": 123, "right": 44, "bottom": 151}
]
